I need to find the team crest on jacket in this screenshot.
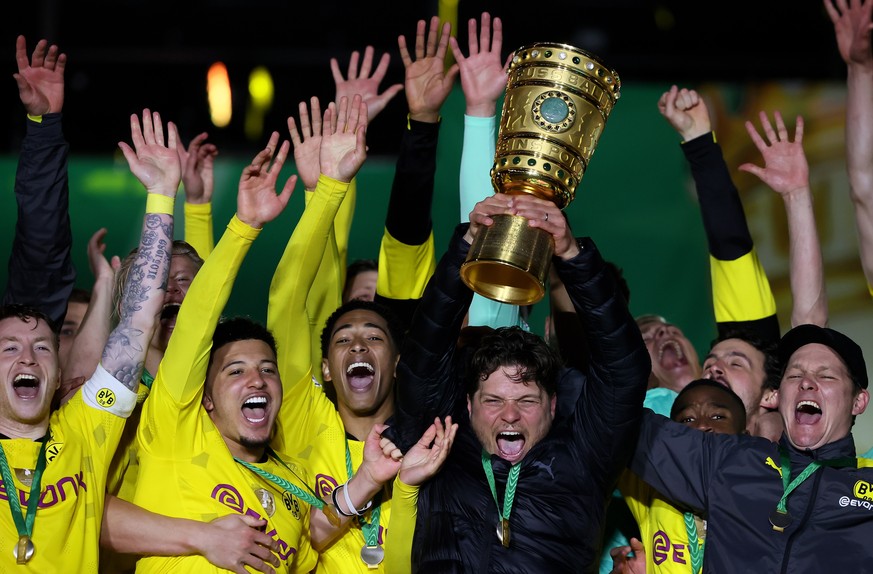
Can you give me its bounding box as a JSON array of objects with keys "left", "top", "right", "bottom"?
[{"left": 854, "top": 480, "right": 873, "bottom": 502}]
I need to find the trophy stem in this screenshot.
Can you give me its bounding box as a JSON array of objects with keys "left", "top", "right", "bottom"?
[{"left": 460, "top": 214, "right": 554, "bottom": 305}]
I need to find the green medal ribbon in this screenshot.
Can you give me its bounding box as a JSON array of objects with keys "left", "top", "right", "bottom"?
[
  {"left": 140, "top": 369, "right": 155, "bottom": 390},
  {"left": 235, "top": 450, "right": 324, "bottom": 510},
  {"left": 771, "top": 446, "right": 856, "bottom": 530},
  {"left": 682, "top": 512, "right": 703, "bottom": 574},
  {"left": 344, "top": 438, "right": 382, "bottom": 547},
  {"left": 481, "top": 450, "right": 521, "bottom": 547},
  {"left": 0, "top": 440, "right": 48, "bottom": 563}
]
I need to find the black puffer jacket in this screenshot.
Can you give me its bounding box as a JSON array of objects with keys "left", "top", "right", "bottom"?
[{"left": 388, "top": 223, "right": 651, "bottom": 573}]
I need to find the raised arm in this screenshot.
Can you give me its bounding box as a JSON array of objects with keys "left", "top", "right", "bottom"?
[
  {"left": 151, "top": 131, "right": 296, "bottom": 408},
  {"left": 511, "top": 195, "right": 650, "bottom": 469},
  {"left": 269, "top": 96, "right": 368, "bottom": 452},
  {"left": 4, "top": 35, "right": 75, "bottom": 327},
  {"left": 738, "top": 111, "right": 827, "bottom": 327},
  {"left": 825, "top": 0, "right": 873, "bottom": 293},
  {"left": 104, "top": 109, "right": 179, "bottom": 390},
  {"left": 58, "top": 227, "right": 120, "bottom": 403},
  {"left": 659, "top": 85, "right": 780, "bottom": 343},
  {"left": 327, "top": 45, "right": 402, "bottom": 278},
  {"left": 271, "top": 96, "right": 341, "bottom": 390},
  {"left": 288, "top": 96, "right": 343, "bottom": 380},
  {"left": 450, "top": 13, "right": 521, "bottom": 329},
  {"left": 373, "top": 16, "right": 458, "bottom": 325},
  {"left": 174, "top": 125, "right": 219, "bottom": 259}
]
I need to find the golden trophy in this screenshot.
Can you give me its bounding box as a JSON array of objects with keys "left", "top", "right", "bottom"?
[{"left": 459, "top": 43, "right": 621, "bottom": 305}]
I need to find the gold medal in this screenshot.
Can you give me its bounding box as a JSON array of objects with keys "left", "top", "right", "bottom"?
[
  {"left": 496, "top": 519, "right": 511, "bottom": 547},
  {"left": 13, "top": 535, "right": 34, "bottom": 564}
]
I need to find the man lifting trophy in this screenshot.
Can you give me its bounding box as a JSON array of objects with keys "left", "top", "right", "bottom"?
[{"left": 460, "top": 42, "right": 621, "bottom": 304}]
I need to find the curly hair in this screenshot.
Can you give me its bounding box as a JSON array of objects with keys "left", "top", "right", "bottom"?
[
  {"left": 320, "top": 299, "right": 405, "bottom": 358},
  {"left": 466, "top": 326, "right": 560, "bottom": 396}
]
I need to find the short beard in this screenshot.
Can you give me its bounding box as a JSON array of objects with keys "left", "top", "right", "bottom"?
[{"left": 239, "top": 435, "right": 270, "bottom": 456}]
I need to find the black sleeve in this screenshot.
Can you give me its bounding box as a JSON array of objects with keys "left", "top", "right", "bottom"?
[
  {"left": 683, "top": 132, "right": 781, "bottom": 345},
  {"left": 556, "top": 238, "right": 651, "bottom": 480},
  {"left": 383, "top": 119, "right": 440, "bottom": 245},
  {"left": 3, "top": 113, "right": 75, "bottom": 329},
  {"left": 384, "top": 223, "right": 474, "bottom": 453},
  {"left": 682, "top": 132, "right": 752, "bottom": 261}
]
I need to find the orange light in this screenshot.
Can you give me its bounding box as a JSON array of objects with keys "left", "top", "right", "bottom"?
[{"left": 207, "top": 62, "right": 232, "bottom": 128}]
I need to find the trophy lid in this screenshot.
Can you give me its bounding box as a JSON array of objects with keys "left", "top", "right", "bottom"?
[{"left": 509, "top": 42, "right": 621, "bottom": 101}]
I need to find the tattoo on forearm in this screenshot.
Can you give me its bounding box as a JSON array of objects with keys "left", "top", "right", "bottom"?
[
  {"left": 102, "top": 212, "right": 173, "bottom": 390},
  {"left": 111, "top": 360, "right": 146, "bottom": 391}
]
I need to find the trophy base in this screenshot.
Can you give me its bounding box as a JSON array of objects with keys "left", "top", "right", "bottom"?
[{"left": 460, "top": 214, "right": 554, "bottom": 305}]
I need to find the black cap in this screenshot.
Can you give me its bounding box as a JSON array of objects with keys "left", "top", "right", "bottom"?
[{"left": 778, "top": 324, "right": 868, "bottom": 389}]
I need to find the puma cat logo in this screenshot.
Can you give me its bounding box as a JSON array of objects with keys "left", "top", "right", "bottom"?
[{"left": 531, "top": 457, "right": 556, "bottom": 480}]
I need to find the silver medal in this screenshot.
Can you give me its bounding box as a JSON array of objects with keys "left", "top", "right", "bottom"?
[
  {"left": 13, "top": 536, "right": 34, "bottom": 564},
  {"left": 360, "top": 544, "right": 384, "bottom": 569}
]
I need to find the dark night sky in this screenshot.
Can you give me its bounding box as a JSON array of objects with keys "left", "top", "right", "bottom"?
[{"left": 1, "top": 0, "right": 845, "bottom": 156}]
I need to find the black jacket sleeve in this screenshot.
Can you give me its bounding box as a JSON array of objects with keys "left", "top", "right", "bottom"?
[
  {"left": 683, "top": 132, "right": 751, "bottom": 261},
  {"left": 3, "top": 113, "right": 75, "bottom": 329},
  {"left": 386, "top": 223, "right": 474, "bottom": 452},
  {"left": 556, "top": 238, "right": 651, "bottom": 481},
  {"left": 383, "top": 118, "right": 440, "bottom": 245},
  {"left": 682, "top": 132, "right": 780, "bottom": 344}
]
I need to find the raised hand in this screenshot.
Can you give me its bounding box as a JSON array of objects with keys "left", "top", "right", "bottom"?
[
  {"left": 657, "top": 85, "right": 712, "bottom": 142},
  {"left": 87, "top": 227, "right": 121, "bottom": 284},
  {"left": 449, "top": 12, "right": 512, "bottom": 117},
  {"left": 173, "top": 127, "right": 218, "bottom": 205},
  {"left": 359, "top": 423, "right": 403, "bottom": 486},
  {"left": 508, "top": 195, "right": 578, "bottom": 259},
  {"left": 466, "top": 194, "right": 578, "bottom": 259},
  {"left": 319, "top": 94, "right": 368, "bottom": 182},
  {"left": 13, "top": 35, "right": 66, "bottom": 116},
  {"left": 465, "top": 193, "right": 514, "bottom": 244},
  {"left": 117, "top": 109, "right": 181, "bottom": 198},
  {"left": 236, "top": 131, "right": 296, "bottom": 229},
  {"left": 738, "top": 111, "right": 809, "bottom": 197},
  {"left": 287, "top": 96, "right": 324, "bottom": 190},
  {"left": 397, "top": 417, "right": 458, "bottom": 486},
  {"left": 332, "top": 46, "right": 403, "bottom": 123},
  {"left": 398, "top": 16, "right": 460, "bottom": 123},
  {"left": 824, "top": 0, "right": 873, "bottom": 66}
]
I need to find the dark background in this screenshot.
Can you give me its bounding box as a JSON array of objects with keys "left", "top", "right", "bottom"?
[{"left": 1, "top": 0, "right": 846, "bottom": 157}]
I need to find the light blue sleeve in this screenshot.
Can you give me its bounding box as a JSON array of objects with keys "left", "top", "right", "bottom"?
[{"left": 460, "top": 114, "right": 522, "bottom": 329}]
